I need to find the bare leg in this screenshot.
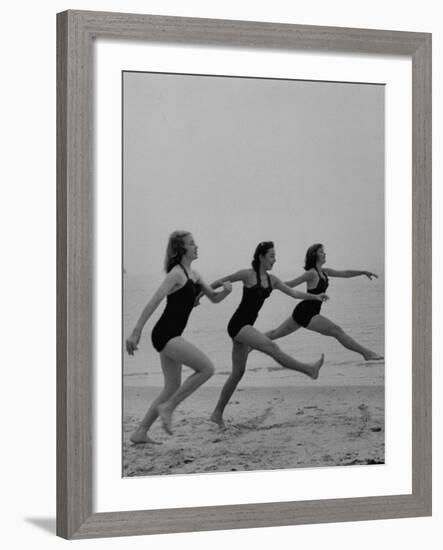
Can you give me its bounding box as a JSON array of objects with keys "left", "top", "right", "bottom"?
[
  {"left": 156, "top": 337, "right": 215, "bottom": 434},
  {"left": 265, "top": 316, "right": 301, "bottom": 341},
  {"left": 307, "top": 315, "right": 383, "bottom": 360},
  {"left": 236, "top": 325, "right": 324, "bottom": 379},
  {"left": 210, "top": 340, "right": 249, "bottom": 428},
  {"left": 130, "top": 354, "right": 182, "bottom": 444}
]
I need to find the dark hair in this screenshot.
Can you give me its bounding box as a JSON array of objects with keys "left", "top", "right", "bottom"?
[
  {"left": 164, "top": 230, "right": 191, "bottom": 272},
  {"left": 251, "top": 241, "right": 274, "bottom": 272},
  {"left": 304, "top": 243, "right": 324, "bottom": 271}
]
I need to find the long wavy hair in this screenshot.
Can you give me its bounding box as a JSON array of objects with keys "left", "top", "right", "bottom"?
[
  {"left": 304, "top": 243, "right": 324, "bottom": 271},
  {"left": 164, "top": 230, "right": 191, "bottom": 273},
  {"left": 251, "top": 241, "right": 274, "bottom": 274}
]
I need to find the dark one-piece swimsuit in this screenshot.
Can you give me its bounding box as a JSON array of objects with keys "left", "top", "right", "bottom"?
[
  {"left": 151, "top": 264, "right": 201, "bottom": 352},
  {"left": 292, "top": 267, "right": 329, "bottom": 328},
  {"left": 227, "top": 271, "right": 272, "bottom": 339}
]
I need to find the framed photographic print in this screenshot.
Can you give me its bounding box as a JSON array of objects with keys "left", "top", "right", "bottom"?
[{"left": 57, "top": 10, "right": 431, "bottom": 539}]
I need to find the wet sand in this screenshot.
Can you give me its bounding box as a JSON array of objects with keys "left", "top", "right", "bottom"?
[{"left": 123, "top": 384, "right": 384, "bottom": 477}]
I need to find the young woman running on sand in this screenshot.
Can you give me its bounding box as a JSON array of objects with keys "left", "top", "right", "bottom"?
[
  {"left": 265, "top": 243, "right": 383, "bottom": 361},
  {"left": 126, "top": 231, "right": 232, "bottom": 442},
  {"left": 209, "top": 241, "right": 328, "bottom": 429}
]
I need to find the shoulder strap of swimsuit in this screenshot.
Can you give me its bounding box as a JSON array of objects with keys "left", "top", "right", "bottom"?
[
  {"left": 178, "top": 263, "right": 189, "bottom": 279},
  {"left": 267, "top": 273, "right": 272, "bottom": 289},
  {"left": 254, "top": 267, "right": 261, "bottom": 286},
  {"left": 315, "top": 266, "right": 327, "bottom": 281}
]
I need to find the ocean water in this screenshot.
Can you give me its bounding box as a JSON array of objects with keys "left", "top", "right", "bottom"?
[{"left": 123, "top": 273, "right": 384, "bottom": 388}]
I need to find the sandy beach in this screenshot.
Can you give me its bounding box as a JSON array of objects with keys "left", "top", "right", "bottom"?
[{"left": 123, "top": 384, "right": 384, "bottom": 477}]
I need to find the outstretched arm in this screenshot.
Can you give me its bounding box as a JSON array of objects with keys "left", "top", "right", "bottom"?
[
  {"left": 324, "top": 268, "right": 378, "bottom": 280},
  {"left": 271, "top": 275, "right": 328, "bottom": 302},
  {"left": 285, "top": 270, "right": 315, "bottom": 288},
  {"left": 126, "top": 271, "right": 180, "bottom": 354}
]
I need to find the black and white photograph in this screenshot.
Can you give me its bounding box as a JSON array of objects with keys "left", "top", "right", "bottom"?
[
  {"left": 123, "top": 70, "right": 385, "bottom": 477},
  {"left": 2, "top": 0, "right": 438, "bottom": 545}
]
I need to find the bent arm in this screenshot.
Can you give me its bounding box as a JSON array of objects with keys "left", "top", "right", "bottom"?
[
  {"left": 210, "top": 269, "right": 249, "bottom": 289},
  {"left": 196, "top": 274, "right": 232, "bottom": 304},
  {"left": 324, "top": 268, "right": 378, "bottom": 279}
]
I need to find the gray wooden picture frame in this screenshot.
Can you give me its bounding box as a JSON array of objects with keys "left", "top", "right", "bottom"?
[{"left": 57, "top": 10, "right": 432, "bottom": 540}]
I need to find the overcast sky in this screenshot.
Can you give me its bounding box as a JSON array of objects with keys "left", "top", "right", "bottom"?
[{"left": 123, "top": 71, "right": 384, "bottom": 280}]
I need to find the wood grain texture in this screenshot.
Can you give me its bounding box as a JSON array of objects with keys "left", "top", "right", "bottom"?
[
  {"left": 56, "top": 10, "right": 432, "bottom": 539},
  {"left": 411, "top": 35, "right": 432, "bottom": 511},
  {"left": 57, "top": 11, "right": 93, "bottom": 538},
  {"left": 68, "top": 9, "right": 427, "bottom": 54},
  {"left": 71, "top": 494, "right": 428, "bottom": 539},
  {"left": 56, "top": 11, "right": 68, "bottom": 537}
]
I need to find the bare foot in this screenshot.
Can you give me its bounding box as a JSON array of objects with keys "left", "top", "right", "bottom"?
[
  {"left": 210, "top": 411, "right": 226, "bottom": 430},
  {"left": 309, "top": 354, "right": 325, "bottom": 380},
  {"left": 130, "top": 429, "right": 162, "bottom": 445},
  {"left": 157, "top": 403, "right": 173, "bottom": 435},
  {"left": 364, "top": 352, "right": 384, "bottom": 361}
]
